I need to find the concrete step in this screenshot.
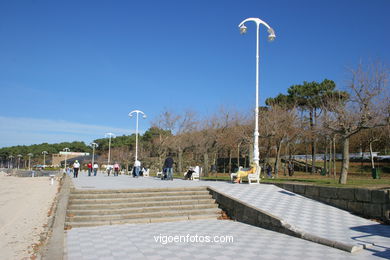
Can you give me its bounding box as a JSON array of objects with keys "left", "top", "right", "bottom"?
[
  {"left": 65, "top": 213, "right": 220, "bottom": 228},
  {"left": 69, "top": 190, "right": 210, "bottom": 200},
  {"left": 68, "top": 194, "right": 213, "bottom": 205},
  {"left": 67, "top": 203, "right": 218, "bottom": 216},
  {"left": 70, "top": 186, "right": 208, "bottom": 194},
  {"left": 66, "top": 208, "right": 221, "bottom": 222},
  {"left": 68, "top": 199, "right": 217, "bottom": 210}
]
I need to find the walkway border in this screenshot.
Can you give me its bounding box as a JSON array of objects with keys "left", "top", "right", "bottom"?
[{"left": 207, "top": 186, "right": 365, "bottom": 253}]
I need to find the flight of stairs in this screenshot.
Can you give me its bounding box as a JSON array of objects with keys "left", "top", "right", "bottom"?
[{"left": 65, "top": 186, "right": 221, "bottom": 228}]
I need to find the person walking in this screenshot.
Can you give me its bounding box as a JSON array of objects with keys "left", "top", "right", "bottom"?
[
  {"left": 93, "top": 162, "right": 99, "bottom": 176},
  {"left": 114, "top": 162, "right": 120, "bottom": 176},
  {"left": 87, "top": 162, "right": 92, "bottom": 176},
  {"left": 266, "top": 164, "right": 273, "bottom": 178},
  {"left": 134, "top": 160, "right": 141, "bottom": 177},
  {"left": 73, "top": 160, "right": 80, "bottom": 178},
  {"left": 163, "top": 155, "right": 174, "bottom": 181}
]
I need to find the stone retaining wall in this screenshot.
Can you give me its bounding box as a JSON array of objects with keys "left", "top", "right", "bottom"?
[{"left": 264, "top": 182, "right": 390, "bottom": 224}]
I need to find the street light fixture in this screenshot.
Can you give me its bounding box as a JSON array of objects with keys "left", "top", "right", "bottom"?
[
  {"left": 17, "top": 154, "right": 22, "bottom": 169},
  {"left": 42, "top": 151, "right": 48, "bottom": 167},
  {"left": 105, "top": 133, "right": 116, "bottom": 166},
  {"left": 128, "top": 110, "right": 147, "bottom": 163},
  {"left": 27, "top": 153, "right": 33, "bottom": 170},
  {"left": 238, "top": 17, "right": 276, "bottom": 167},
  {"left": 8, "top": 155, "right": 14, "bottom": 169},
  {"left": 63, "top": 147, "right": 70, "bottom": 170},
  {"left": 90, "top": 142, "right": 99, "bottom": 168}
]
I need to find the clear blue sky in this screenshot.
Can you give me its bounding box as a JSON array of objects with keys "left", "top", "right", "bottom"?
[{"left": 0, "top": 0, "right": 389, "bottom": 147}]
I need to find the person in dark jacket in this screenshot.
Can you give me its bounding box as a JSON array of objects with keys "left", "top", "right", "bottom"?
[{"left": 163, "top": 155, "right": 174, "bottom": 181}]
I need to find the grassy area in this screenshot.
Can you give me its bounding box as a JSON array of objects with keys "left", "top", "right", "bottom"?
[
  {"left": 174, "top": 171, "right": 390, "bottom": 189},
  {"left": 308, "top": 160, "right": 390, "bottom": 175}
]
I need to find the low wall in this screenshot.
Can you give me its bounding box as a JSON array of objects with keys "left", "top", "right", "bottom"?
[
  {"left": 263, "top": 182, "right": 390, "bottom": 224},
  {"left": 207, "top": 186, "right": 361, "bottom": 252}
]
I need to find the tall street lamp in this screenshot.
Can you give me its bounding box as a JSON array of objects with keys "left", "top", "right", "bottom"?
[
  {"left": 27, "top": 153, "right": 33, "bottom": 170},
  {"left": 90, "top": 142, "right": 98, "bottom": 167},
  {"left": 105, "top": 132, "right": 115, "bottom": 166},
  {"left": 42, "top": 151, "right": 48, "bottom": 166},
  {"left": 63, "top": 147, "right": 70, "bottom": 170},
  {"left": 238, "top": 17, "right": 276, "bottom": 167},
  {"left": 128, "top": 110, "right": 147, "bottom": 163},
  {"left": 17, "top": 154, "right": 22, "bottom": 169}
]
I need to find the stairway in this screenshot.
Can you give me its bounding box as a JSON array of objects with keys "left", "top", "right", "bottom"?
[{"left": 65, "top": 186, "right": 221, "bottom": 228}]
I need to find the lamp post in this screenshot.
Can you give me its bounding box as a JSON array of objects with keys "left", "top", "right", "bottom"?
[
  {"left": 105, "top": 133, "right": 115, "bottom": 166},
  {"left": 27, "top": 153, "right": 33, "bottom": 170},
  {"left": 8, "top": 155, "right": 14, "bottom": 169},
  {"left": 42, "top": 151, "right": 48, "bottom": 167},
  {"left": 238, "top": 17, "right": 276, "bottom": 167},
  {"left": 17, "top": 154, "right": 22, "bottom": 169},
  {"left": 90, "top": 142, "right": 98, "bottom": 168},
  {"left": 63, "top": 148, "right": 70, "bottom": 170},
  {"left": 128, "top": 110, "right": 147, "bottom": 163}
]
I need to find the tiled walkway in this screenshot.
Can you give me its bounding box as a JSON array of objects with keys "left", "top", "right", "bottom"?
[{"left": 66, "top": 174, "right": 390, "bottom": 259}]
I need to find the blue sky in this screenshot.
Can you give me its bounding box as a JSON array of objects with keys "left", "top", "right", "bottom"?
[{"left": 0, "top": 0, "right": 389, "bottom": 147}]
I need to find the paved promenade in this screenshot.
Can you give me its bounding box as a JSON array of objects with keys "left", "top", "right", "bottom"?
[{"left": 66, "top": 173, "right": 390, "bottom": 259}]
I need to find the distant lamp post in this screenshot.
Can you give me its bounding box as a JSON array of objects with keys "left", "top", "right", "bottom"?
[
  {"left": 105, "top": 133, "right": 116, "bottom": 166},
  {"left": 17, "top": 154, "right": 22, "bottom": 169},
  {"left": 63, "top": 147, "right": 70, "bottom": 170},
  {"left": 128, "top": 110, "right": 147, "bottom": 163},
  {"left": 8, "top": 155, "right": 14, "bottom": 169},
  {"left": 90, "top": 142, "right": 99, "bottom": 167},
  {"left": 42, "top": 151, "right": 48, "bottom": 167},
  {"left": 27, "top": 153, "right": 33, "bottom": 170},
  {"left": 238, "top": 17, "right": 276, "bottom": 167}
]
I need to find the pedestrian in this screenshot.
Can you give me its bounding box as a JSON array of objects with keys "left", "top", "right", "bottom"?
[
  {"left": 134, "top": 160, "right": 141, "bottom": 177},
  {"left": 163, "top": 155, "right": 174, "bottom": 181},
  {"left": 93, "top": 162, "right": 99, "bottom": 176},
  {"left": 288, "top": 161, "right": 294, "bottom": 176},
  {"left": 184, "top": 167, "right": 195, "bottom": 180},
  {"left": 114, "top": 162, "right": 120, "bottom": 176},
  {"left": 87, "top": 162, "right": 92, "bottom": 176},
  {"left": 267, "top": 164, "right": 273, "bottom": 178},
  {"left": 73, "top": 160, "right": 80, "bottom": 178}
]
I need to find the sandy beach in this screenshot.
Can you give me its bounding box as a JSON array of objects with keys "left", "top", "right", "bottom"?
[{"left": 0, "top": 172, "right": 58, "bottom": 260}]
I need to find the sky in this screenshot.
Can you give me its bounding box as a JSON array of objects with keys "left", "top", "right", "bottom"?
[{"left": 0, "top": 0, "right": 389, "bottom": 148}]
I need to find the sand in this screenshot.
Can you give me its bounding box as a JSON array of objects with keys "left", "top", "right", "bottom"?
[{"left": 0, "top": 172, "right": 58, "bottom": 260}]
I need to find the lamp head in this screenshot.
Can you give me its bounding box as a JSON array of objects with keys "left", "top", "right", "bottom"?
[
  {"left": 239, "top": 24, "right": 247, "bottom": 35},
  {"left": 267, "top": 28, "right": 276, "bottom": 42},
  {"left": 142, "top": 114, "right": 147, "bottom": 119}
]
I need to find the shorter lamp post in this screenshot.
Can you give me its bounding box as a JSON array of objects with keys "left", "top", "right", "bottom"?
[
  {"left": 17, "top": 154, "right": 22, "bottom": 169},
  {"left": 128, "top": 110, "right": 147, "bottom": 163},
  {"left": 63, "top": 148, "right": 70, "bottom": 170},
  {"left": 90, "top": 142, "right": 98, "bottom": 167},
  {"left": 9, "top": 155, "right": 14, "bottom": 169},
  {"left": 42, "top": 151, "right": 48, "bottom": 167},
  {"left": 105, "top": 133, "right": 115, "bottom": 166},
  {"left": 27, "top": 153, "right": 33, "bottom": 170}
]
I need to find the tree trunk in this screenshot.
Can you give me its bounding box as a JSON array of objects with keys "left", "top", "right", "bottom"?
[
  {"left": 328, "top": 138, "right": 332, "bottom": 176},
  {"left": 333, "top": 136, "right": 336, "bottom": 179},
  {"left": 203, "top": 153, "right": 209, "bottom": 177},
  {"left": 339, "top": 137, "right": 349, "bottom": 184},
  {"left": 323, "top": 139, "right": 328, "bottom": 174},
  {"left": 310, "top": 109, "right": 316, "bottom": 174},
  {"left": 178, "top": 147, "right": 183, "bottom": 173},
  {"left": 369, "top": 141, "right": 375, "bottom": 169},
  {"left": 228, "top": 150, "right": 232, "bottom": 173},
  {"left": 274, "top": 139, "right": 282, "bottom": 177},
  {"left": 237, "top": 142, "right": 241, "bottom": 167},
  {"left": 305, "top": 138, "right": 308, "bottom": 173}
]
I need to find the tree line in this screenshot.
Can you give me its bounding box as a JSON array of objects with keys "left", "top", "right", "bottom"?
[{"left": 1, "top": 62, "right": 389, "bottom": 184}]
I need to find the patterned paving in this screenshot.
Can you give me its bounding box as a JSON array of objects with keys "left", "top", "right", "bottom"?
[
  {"left": 67, "top": 174, "right": 390, "bottom": 259},
  {"left": 66, "top": 219, "right": 386, "bottom": 260}
]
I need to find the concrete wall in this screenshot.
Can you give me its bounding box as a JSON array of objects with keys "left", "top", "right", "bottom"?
[{"left": 264, "top": 182, "right": 390, "bottom": 224}]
